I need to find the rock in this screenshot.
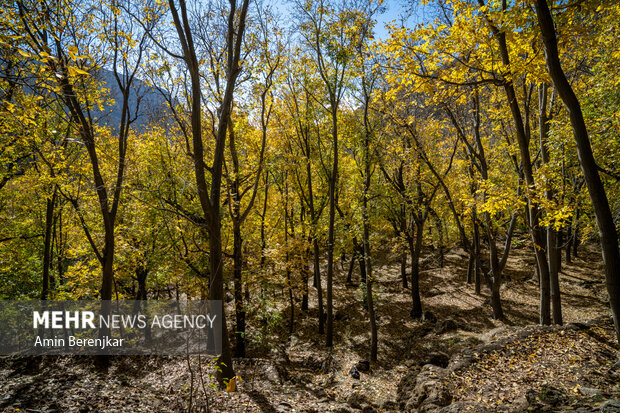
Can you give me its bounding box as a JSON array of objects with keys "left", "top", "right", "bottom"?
[
  {"left": 406, "top": 379, "right": 451, "bottom": 410},
  {"left": 419, "top": 403, "right": 442, "bottom": 413},
  {"left": 349, "top": 366, "right": 360, "bottom": 379},
  {"left": 579, "top": 386, "right": 602, "bottom": 396},
  {"left": 440, "top": 401, "right": 488, "bottom": 413},
  {"left": 566, "top": 322, "right": 589, "bottom": 331},
  {"left": 275, "top": 401, "right": 293, "bottom": 412},
  {"left": 351, "top": 334, "right": 367, "bottom": 347},
  {"left": 417, "top": 364, "right": 446, "bottom": 382},
  {"left": 356, "top": 360, "right": 370, "bottom": 372},
  {"left": 422, "top": 352, "right": 450, "bottom": 368},
  {"left": 264, "top": 365, "right": 282, "bottom": 384},
  {"left": 434, "top": 319, "right": 458, "bottom": 334},
  {"left": 601, "top": 399, "right": 620, "bottom": 413},
  {"left": 361, "top": 405, "right": 376, "bottom": 413},
  {"left": 321, "top": 353, "right": 334, "bottom": 373},
  {"left": 381, "top": 400, "right": 399, "bottom": 410},
  {"left": 347, "top": 392, "right": 370, "bottom": 409},
  {"left": 397, "top": 372, "right": 419, "bottom": 405},
  {"left": 537, "top": 384, "right": 565, "bottom": 406},
  {"left": 525, "top": 389, "right": 539, "bottom": 405},
  {"left": 335, "top": 310, "right": 349, "bottom": 321},
  {"left": 423, "top": 311, "right": 437, "bottom": 323},
  {"left": 426, "top": 289, "right": 442, "bottom": 298},
  {"left": 480, "top": 326, "right": 509, "bottom": 343},
  {"left": 511, "top": 395, "right": 529, "bottom": 411},
  {"left": 313, "top": 387, "right": 328, "bottom": 399}
]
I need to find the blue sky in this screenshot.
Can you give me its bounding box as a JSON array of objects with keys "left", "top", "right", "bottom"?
[
  {"left": 276, "top": 0, "right": 433, "bottom": 41},
  {"left": 375, "top": 0, "right": 433, "bottom": 39}
]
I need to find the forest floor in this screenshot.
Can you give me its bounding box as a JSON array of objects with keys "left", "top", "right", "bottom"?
[{"left": 1, "top": 242, "right": 619, "bottom": 412}]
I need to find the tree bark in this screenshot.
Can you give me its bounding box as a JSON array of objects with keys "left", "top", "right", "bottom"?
[
  {"left": 539, "top": 83, "right": 563, "bottom": 325},
  {"left": 409, "top": 220, "right": 424, "bottom": 319},
  {"left": 325, "top": 107, "right": 338, "bottom": 348},
  {"left": 41, "top": 190, "right": 57, "bottom": 300}
]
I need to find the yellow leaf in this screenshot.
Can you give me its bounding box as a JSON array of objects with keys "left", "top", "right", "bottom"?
[
  {"left": 17, "top": 49, "right": 31, "bottom": 58},
  {"left": 226, "top": 377, "right": 236, "bottom": 392},
  {"left": 68, "top": 66, "right": 90, "bottom": 77}
]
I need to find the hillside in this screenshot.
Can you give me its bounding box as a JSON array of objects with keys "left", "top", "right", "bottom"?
[{"left": 1, "top": 243, "right": 618, "bottom": 412}]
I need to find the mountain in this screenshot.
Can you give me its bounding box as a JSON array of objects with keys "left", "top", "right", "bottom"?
[{"left": 92, "top": 69, "right": 170, "bottom": 131}]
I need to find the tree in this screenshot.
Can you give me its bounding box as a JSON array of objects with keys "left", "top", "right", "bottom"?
[
  {"left": 535, "top": 0, "right": 620, "bottom": 345},
  {"left": 160, "top": 0, "right": 251, "bottom": 384}
]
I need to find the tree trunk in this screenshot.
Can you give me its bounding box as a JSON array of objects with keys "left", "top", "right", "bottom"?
[
  {"left": 41, "top": 190, "right": 57, "bottom": 300},
  {"left": 346, "top": 253, "right": 355, "bottom": 284},
  {"left": 301, "top": 244, "right": 310, "bottom": 311},
  {"left": 305, "top": 136, "right": 324, "bottom": 333},
  {"left": 490, "top": 276, "right": 503, "bottom": 320},
  {"left": 573, "top": 207, "right": 580, "bottom": 258},
  {"left": 284, "top": 190, "right": 295, "bottom": 334},
  {"left": 325, "top": 107, "right": 338, "bottom": 348},
  {"left": 135, "top": 266, "right": 148, "bottom": 301},
  {"left": 565, "top": 222, "right": 572, "bottom": 264},
  {"left": 233, "top": 221, "right": 245, "bottom": 357},
  {"left": 313, "top": 237, "right": 324, "bottom": 334},
  {"left": 401, "top": 252, "right": 408, "bottom": 288},
  {"left": 473, "top": 215, "right": 482, "bottom": 295},
  {"left": 539, "top": 83, "right": 562, "bottom": 325},
  {"left": 209, "top": 216, "right": 235, "bottom": 381},
  {"left": 409, "top": 221, "right": 424, "bottom": 319}
]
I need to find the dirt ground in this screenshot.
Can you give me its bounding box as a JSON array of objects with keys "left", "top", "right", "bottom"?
[{"left": 1, "top": 243, "right": 618, "bottom": 412}]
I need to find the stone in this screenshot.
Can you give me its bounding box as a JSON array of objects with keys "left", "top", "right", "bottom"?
[
  {"left": 381, "top": 400, "right": 399, "bottom": 410},
  {"left": 440, "top": 401, "right": 487, "bottom": 412},
  {"left": 481, "top": 326, "right": 509, "bottom": 343},
  {"left": 423, "top": 311, "right": 437, "bottom": 323},
  {"left": 538, "top": 384, "right": 565, "bottom": 406},
  {"left": 600, "top": 399, "right": 620, "bottom": 413},
  {"left": 434, "top": 319, "right": 458, "bottom": 334},
  {"left": 407, "top": 379, "right": 452, "bottom": 410},
  {"left": 275, "top": 401, "right": 293, "bottom": 412},
  {"left": 361, "top": 405, "right": 376, "bottom": 413},
  {"left": 525, "top": 389, "right": 539, "bottom": 405},
  {"left": 419, "top": 403, "right": 442, "bottom": 413},
  {"left": 347, "top": 392, "right": 370, "bottom": 409},
  {"left": 423, "top": 352, "right": 450, "bottom": 368},
  {"left": 356, "top": 360, "right": 370, "bottom": 372},
  {"left": 511, "top": 395, "right": 529, "bottom": 410},
  {"left": 264, "top": 365, "right": 282, "bottom": 384},
  {"left": 579, "top": 387, "right": 602, "bottom": 396},
  {"left": 349, "top": 366, "right": 360, "bottom": 379}
]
